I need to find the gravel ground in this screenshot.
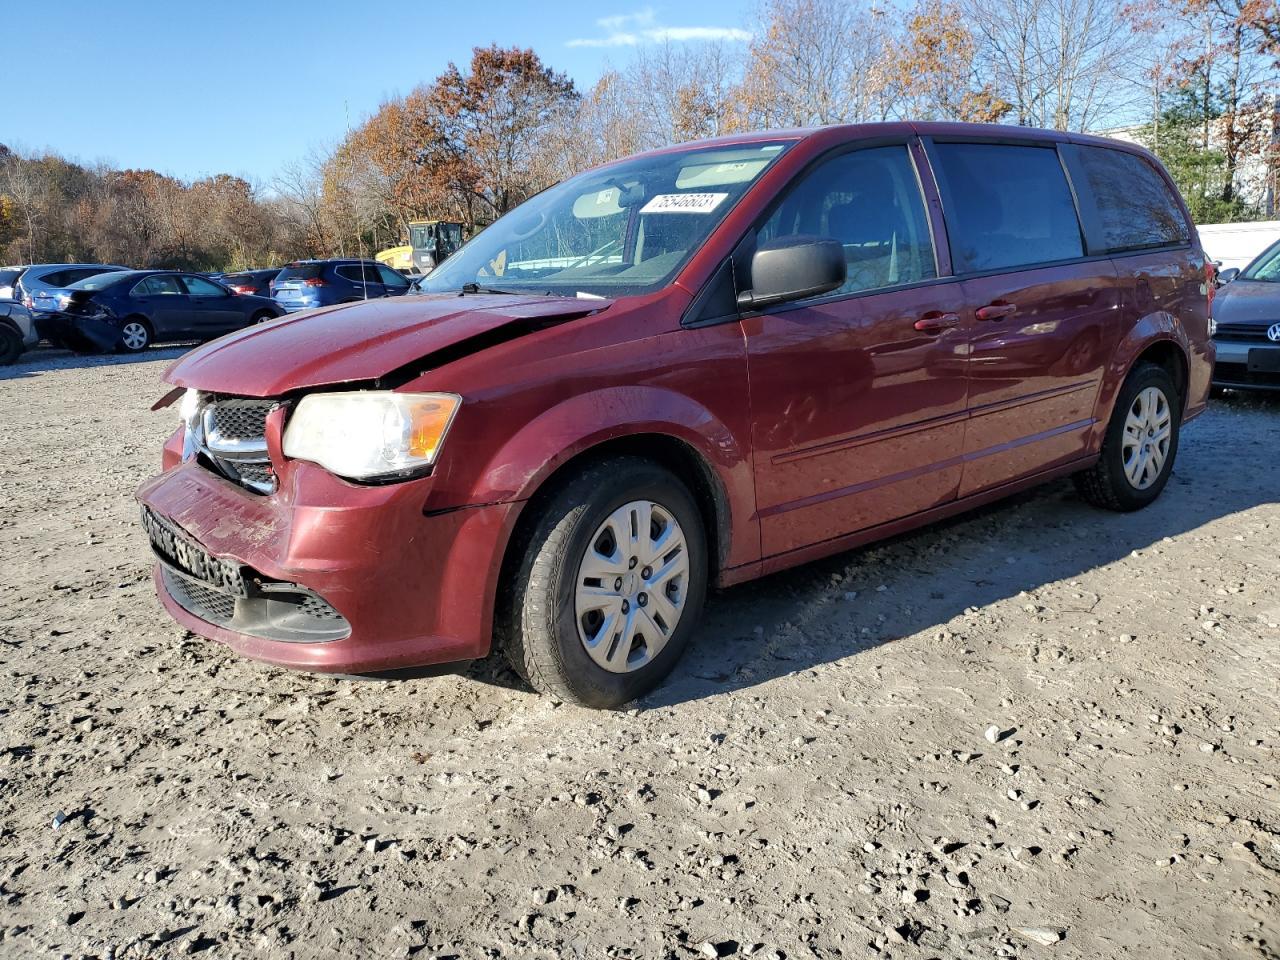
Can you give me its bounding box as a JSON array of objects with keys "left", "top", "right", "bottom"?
[{"left": 1, "top": 346, "right": 1277, "bottom": 960}]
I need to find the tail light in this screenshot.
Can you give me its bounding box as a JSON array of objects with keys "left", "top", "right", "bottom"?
[
  {"left": 230, "top": 285, "right": 254, "bottom": 295},
  {"left": 303, "top": 278, "right": 327, "bottom": 287},
  {"left": 1205, "top": 260, "right": 1217, "bottom": 312},
  {"left": 22, "top": 293, "right": 33, "bottom": 308}
]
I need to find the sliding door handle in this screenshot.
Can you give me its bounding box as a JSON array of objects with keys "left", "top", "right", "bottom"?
[{"left": 913, "top": 311, "right": 961, "bottom": 333}]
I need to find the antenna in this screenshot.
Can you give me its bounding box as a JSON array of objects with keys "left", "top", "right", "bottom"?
[{"left": 345, "top": 99, "right": 369, "bottom": 301}]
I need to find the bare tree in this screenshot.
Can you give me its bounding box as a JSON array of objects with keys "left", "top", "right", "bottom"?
[
  {"left": 738, "top": 0, "right": 899, "bottom": 127},
  {"left": 963, "top": 0, "right": 1140, "bottom": 129},
  {"left": 2, "top": 151, "right": 48, "bottom": 263}
]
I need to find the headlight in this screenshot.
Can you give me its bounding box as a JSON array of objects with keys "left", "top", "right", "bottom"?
[
  {"left": 283, "top": 391, "right": 460, "bottom": 480},
  {"left": 1207, "top": 315, "right": 1217, "bottom": 337},
  {"left": 178, "top": 389, "right": 205, "bottom": 461},
  {"left": 178, "top": 388, "right": 203, "bottom": 427}
]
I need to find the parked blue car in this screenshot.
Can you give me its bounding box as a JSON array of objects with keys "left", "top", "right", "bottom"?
[
  {"left": 272, "top": 259, "right": 412, "bottom": 313},
  {"left": 39, "top": 270, "right": 282, "bottom": 353}
]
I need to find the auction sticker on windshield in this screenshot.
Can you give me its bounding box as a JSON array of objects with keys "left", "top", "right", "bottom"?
[{"left": 640, "top": 193, "right": 728, "bottom": 214}]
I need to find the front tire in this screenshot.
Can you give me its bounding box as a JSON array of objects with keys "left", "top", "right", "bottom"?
[
  {"left": 1074, "top": 363, "right": 1181, "bottom": 511},
  {"left": 500, "top": 458, "right": 708, "bottom": 708}
]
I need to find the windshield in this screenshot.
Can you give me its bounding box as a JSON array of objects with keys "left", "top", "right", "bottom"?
[
  {"left": 1241, "top": 239, "right": 1280, "bottom": 281},
  {"left": 410, "top": 225, "right": 434, "bottom": 250},
  {"left": 68, "top": 271, "right": 136, "bottom": 291},
  {"left": 420, "top": 140, "right": 792, "bottom": 299}
]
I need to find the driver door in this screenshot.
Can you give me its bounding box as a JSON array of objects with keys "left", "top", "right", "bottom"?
[
  {"left": 742, "top": 142, "right": 970, "bottom": 558},
  {"left": 180, "top": 275, "right": 242, "bottom": 333}
]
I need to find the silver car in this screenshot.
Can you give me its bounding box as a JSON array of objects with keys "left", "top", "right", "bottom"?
[
  {"left": 0, "top": 299, "right": 37, "bottom": 365},
  {"left": 15, "top": 263, "right": 128, "bottom": 318},
  {"left": 1211, "top": 239, "right": 1280, "bottom": 392}
]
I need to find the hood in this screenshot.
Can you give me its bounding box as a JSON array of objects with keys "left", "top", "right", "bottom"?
[
  {"left": 1214, "top": 279, "right": 1280, "bottom": 326},
  {"left": 164, "top": 294, "right": 611, "bottom": 397}
]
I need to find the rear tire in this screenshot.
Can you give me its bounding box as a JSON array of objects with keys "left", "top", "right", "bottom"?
[
  {"left": 118, "top": 318, "right": 153, "bottom": 353},
  {"left": 1074, "top": 363, "right": 1180, "bottom": 511},
  {"left": 500, "top": 457, "right": 708, "bottom": 708},
  {"left": 251, "top": 310, "right": 275, "bottom": 325},
  {"left": 0, "top": 325, "right": 22, "bottom": 365}
]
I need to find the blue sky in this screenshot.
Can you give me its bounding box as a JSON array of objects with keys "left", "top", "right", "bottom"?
[{"left": 7, "top": 0, "right": 751, "bottom": 185}]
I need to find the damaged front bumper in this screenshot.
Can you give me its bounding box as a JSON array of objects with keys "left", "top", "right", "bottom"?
[{"left": 136, "top": 440, "right": 522, "bottom": 674}]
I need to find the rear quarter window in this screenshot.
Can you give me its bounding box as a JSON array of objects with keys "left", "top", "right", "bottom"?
[
  {"left": 931, "top": 142, "right": 1085, "bottom": 273},
  {"left": 1069, "top": 145, "right": 1190, "bottom": 253},
  {"left": 34, "top": 270, "right": 73, "bottom": 287}
]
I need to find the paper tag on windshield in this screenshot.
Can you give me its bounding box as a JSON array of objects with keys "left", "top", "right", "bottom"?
[{"left": 640, "top": 192, "right": 728, "bottom": 214}]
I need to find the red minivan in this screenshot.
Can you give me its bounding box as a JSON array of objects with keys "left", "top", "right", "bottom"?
[{"left": 138, "top": 123, "right": 1213, "bottom": 707}]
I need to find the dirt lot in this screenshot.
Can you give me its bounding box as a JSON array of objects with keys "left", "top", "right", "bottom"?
[{"left": 1, "top": 347, "right": 1277, "bottom": 960}]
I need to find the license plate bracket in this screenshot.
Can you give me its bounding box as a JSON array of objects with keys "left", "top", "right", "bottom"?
[
  {"left": 1248, "top": 347, "right": 1280, "bottom": 373},
  {"left": 141, "top": 506, "right": 248, "bottom": 598}
]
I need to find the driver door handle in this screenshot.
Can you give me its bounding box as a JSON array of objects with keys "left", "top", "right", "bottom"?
[
  {"left": 913, "top": 311, "right": 960, "bottom": 333},
  {"left": 976, "top": 301, "right": 1018, "bottom": 321}
]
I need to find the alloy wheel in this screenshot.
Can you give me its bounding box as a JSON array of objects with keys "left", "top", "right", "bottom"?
[
  {"left": 574, "top": 499, "right": 690, "bottom": 674},
  {"left": 1121, "top": 385, "right": 1171, "bottom": 490}
]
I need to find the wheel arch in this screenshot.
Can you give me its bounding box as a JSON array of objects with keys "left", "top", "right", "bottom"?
[
  {"left": 461, "top": 385, "right": 755, "bottom": 621},
  {"left": 1094, "top": 310, "right": 1193, "bottom": 443},
  {"left": 1130, "top": 339, "right": 1188, "bottom": 407},
  {"left": 504, "top": 431, "right": 733, "bottom": 586}
]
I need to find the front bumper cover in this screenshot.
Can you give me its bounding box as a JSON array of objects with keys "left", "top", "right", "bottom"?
[{"left": 137, "top": 456, "right": 521, "bottom": 673}]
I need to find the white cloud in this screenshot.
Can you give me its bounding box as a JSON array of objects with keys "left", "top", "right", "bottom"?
[{"left": 568, "top": 8, "right": 750, "bottom": 47}]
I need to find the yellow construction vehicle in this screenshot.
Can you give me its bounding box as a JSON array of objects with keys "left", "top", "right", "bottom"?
[
  {"left": 407, "top": 220, "right": 464, "bottom": 275},
  {"left": 375, "top": 245, "right": 413, "bottom": 272}
]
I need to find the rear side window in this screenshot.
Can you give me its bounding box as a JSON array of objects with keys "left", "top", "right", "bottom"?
[
  {"left": 0, "top": 268, "right": 24, "bottom": 289},
  {"left": 135, "top": 275, "right": 184, "bottom": 296},
  {"left": 1070, "top": 146, "right": 1189, "bottom": 253},
  {"left": 759, "top": 145, "right": 937, "bottom": 296},
  {"left": 932, "top": 143, "right": 1084, "bottom": 273},
  {"left": 336, "top": 265, "right": 368, "bottom": 283}
]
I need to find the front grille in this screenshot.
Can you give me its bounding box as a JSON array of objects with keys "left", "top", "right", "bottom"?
[
  {"left": 1214, "top": 323, "right": 1277, "bottom": 343},
  {"left": 206, "top": 400, "right": 271, "bottom": 442},
  {"left": 199, "top": 398, "right": 278, "bottom": 495}
]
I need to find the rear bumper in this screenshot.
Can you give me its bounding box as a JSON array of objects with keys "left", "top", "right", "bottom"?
[{"left": 136, "top": 457, "right": 521, "bottom": 673}]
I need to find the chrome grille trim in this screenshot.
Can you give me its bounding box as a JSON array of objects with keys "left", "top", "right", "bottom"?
[{"left": 196, "top": 398, "right": 278, "bottom": 495}]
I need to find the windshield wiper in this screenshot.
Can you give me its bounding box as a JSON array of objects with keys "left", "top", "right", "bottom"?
[{"left": 459, "top": 282, "right": 521, "bottom": 296}]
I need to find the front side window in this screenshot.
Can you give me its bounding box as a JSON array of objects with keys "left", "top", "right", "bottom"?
[
  {"left": 1072, "top": 146, "right": 1189, "bottom": 253},
  {"left": 421, "top": 141, "right": 792, "bottom": 299},
  {"left": 932, "top": 143, "right": 1084, "bottom": 273},
  {"left": 182, "top": 276, "right": 226, "bottom": 296},
  {"left": 758, "top": 145, "right": 937, "bottom": 296},
  {"left": 377, "top": 265, "right": 409, "bottom": 287}
]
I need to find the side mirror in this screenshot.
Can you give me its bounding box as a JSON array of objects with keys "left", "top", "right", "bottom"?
[
  {"left": 1217, "top": 267, "right": 1240, "bottom": 285},
  {"left": 738, "top": 236, "right": 846, "bottom": 310}
]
